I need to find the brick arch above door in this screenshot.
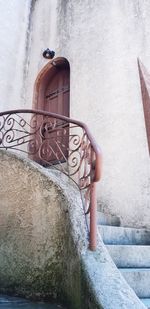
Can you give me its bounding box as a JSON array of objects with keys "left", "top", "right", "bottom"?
[{"left": 32, "top": 57, "right": 70, "bottom": 117}]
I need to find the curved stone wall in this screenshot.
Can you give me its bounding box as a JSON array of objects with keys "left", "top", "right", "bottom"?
[
  {"left": 0, "top": 150, "right": 97, "bottom": 308},
  {"left": 0, "top": 150, "right": 146, "bottom": 308},
  {"left": 0, "top": 150, "right": 71, "bottom": 299}
]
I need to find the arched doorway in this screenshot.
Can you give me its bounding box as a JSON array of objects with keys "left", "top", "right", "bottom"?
[
  {"left": 32, "top": 57, "right": 70, "bottom": 165},
  {"left": 33, "top": 57, "right": 70, "bottom": 116}
]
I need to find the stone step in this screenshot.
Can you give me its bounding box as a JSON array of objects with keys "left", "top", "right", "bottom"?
[
  {"left": 98, "top": 225, "right": 150, "bottom": 245},
  {"left": 140, "top": 298, "right": 150, "bottom": 308},
  {"left": 107, "top": 245, "right": 150, "bottom": 267},
  {"left": 120, "top": 268, "right": 150, "bottom": 298},
  {"left": 97, "top": 211, "right": 120, "bottom": 226}
]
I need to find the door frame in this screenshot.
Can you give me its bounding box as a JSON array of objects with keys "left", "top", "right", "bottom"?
[{"left": 32, "top": 57, "right": 70, "bottom": 114}]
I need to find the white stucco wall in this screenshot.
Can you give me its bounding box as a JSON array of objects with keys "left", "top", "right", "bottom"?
[
  {"left": 56, "top": 0, "right": 150, "bottom": 228},
  {"left": 0, "top": 0, "right": 32, "bottom": 110},
  {"left": 0, "top": 0, "right": 150, "bottom": 227}
]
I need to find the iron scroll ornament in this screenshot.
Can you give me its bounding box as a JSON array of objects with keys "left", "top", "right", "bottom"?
[{"left": 0, "top": 109, "right": 102, "bottom": 250}]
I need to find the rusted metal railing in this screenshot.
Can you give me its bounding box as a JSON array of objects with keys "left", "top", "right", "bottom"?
[{"left": 0, "top": 109, "right": 102, "bottom": 250}]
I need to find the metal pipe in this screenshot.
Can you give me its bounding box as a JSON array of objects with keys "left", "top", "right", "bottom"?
[{"left": 89, "top": 182, "right": 97, "bottom": 251}]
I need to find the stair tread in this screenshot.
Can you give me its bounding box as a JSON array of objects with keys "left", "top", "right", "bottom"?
[
  {"left": 140, "top": 298, "right": 150, "bottom": 307},
  {"left": 97, "top": 211, "right": 120, "bottom": 226},
  {"left": 120, "top": 268, "right": 150, "bottom": 271},
  {"left": 107, "top": 245, "right": 150, "bottom": 267},
  {"left": 120, "top": 268, "right": 150, "bottom": 297},
  {"left": 99, "top": 219, "right": 150, "bottom": 300},
  {"left": 98, "top": 224, "right": 150, "bottom": 245},
  {"left": 107, "top": 245, "right": 150, "bottom": 248},
  {"left": 98, "top": 224, "right": 150, "bottom": 232}
]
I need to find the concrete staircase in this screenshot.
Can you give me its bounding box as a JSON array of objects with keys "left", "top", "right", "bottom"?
[{"left": 98, "top": 211, "right": 150, "bottom": 308}]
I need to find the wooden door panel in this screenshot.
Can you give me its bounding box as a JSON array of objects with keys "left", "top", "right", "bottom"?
[{"left": 40, "top": 65, "right": 70, "bottom": 164}]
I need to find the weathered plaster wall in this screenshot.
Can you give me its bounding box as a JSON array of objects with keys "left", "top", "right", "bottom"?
[
  {"left": 0, "top": 150, "right": 146, "bottom": 309},
  {"left": 23, "top": 0, "right": 58, "bottom": 107},
  {"left": 0, "top": 150, "right": 70, "bottom": 300},
  {"left": 0, "top": 0, "right": 31, "bottom": 110},
  {"left": 0, "top": 0, "right": 58, "bottom": 110},
  {"left": 56, "top": 0, "right": 150, "bottom": 228},
  {"left": 0, "top": 150, "right": 101, "bottom": 308},
  {"left": 0, "top": 0, "right": 150, "bottom": 227}
]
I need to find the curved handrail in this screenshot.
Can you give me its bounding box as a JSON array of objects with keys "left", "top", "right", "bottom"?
[
  {"left": 0, "top": 109, "right": 102, "bottom": 250},
  {"left": 0, "top": 109, "right": 102, "bottom": 183}
]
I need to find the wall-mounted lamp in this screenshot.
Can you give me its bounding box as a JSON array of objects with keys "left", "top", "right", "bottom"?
[{"left": 42, "top": 49, "right": 55, "bottom": 59}]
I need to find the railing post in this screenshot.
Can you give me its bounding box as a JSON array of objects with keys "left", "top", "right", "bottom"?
[{"left": 89, "top": 182, "right": 97, "bottom": 251}]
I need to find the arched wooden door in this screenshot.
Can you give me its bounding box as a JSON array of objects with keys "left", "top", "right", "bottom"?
[
  {"left": 33, "top": 57, "right": 70, "bottom": 116},
  {"left": 45, "top": 63, "right": 70, "bottom": 116},
  {"left": 32, "top": 57, "right": 70, "bottom": 165}
]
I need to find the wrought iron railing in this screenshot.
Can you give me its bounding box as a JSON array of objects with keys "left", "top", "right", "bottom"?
[{"left": 0, "top": 109, "right": 102, "bottom": 250}]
